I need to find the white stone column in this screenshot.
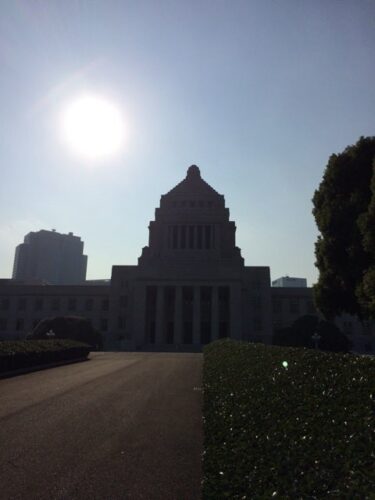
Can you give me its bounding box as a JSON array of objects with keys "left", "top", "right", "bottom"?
[
  {"left": 193, "top": 286, "right": 200, "bottom": 346},
  {"left": 155, "top": 286, "right": 164, "bottom": 346},
  {"left": 211, "top": 286, "right": 219, "bottom": 341},
  {"left": 174, "top": 286, "right": 182, "bottom": 346}
]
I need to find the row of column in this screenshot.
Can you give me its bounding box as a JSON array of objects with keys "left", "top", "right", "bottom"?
[
  {"left": 145, "top": 285, "right": 238, "bottom": 345},
  {"left": 167, "top": 225, "right": 215, "bottom": 250}
]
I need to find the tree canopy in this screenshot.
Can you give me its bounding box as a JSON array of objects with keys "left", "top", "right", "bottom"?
[
  {"left": 29, "top": 316, "right": 103, "bottom": 350},
  {"left": 273, "top": 315, "right": 351, "bottom": 353},
  {"left": 312, "top": 136, "right": 375, "bottom": 319}
]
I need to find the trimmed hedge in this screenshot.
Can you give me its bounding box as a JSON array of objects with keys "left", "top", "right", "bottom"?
[
  {"left": 203, "top": 339, "right": 375, "bottom": 499},
  {"left": 0, "top": 339, "right": 90, "bottom": 374}
]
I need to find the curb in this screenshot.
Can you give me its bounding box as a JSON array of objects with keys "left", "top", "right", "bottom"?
[{"left": 0, "top": 356, "right": 90, "bottom": 380}]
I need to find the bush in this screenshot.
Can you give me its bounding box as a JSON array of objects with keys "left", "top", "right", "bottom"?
[
  {"left": 29, "top": 316, "right": 103, "bottom": 349},
  {"left": 0, "top": 339, "right": 90, "bottom": 373},
  {"left": 203, "top": 339, "right": 375, "bottom": 499},
  {"left": 273, "top": 315, "right": 351, "bottom": 353}
]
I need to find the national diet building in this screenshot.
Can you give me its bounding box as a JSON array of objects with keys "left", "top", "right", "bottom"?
[
  {"left": 1, "top": 165, "right": 372, "bottom": 352},
  {"left": 110, "top": 165, "right": 272, "bottom": 350}
]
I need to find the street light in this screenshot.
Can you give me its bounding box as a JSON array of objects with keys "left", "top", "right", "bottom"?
[{"left": 311, "top": 331, "right": 321, "bottom": 350}]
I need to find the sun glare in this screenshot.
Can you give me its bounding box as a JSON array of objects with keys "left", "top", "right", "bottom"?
[{"left": 60, "top": 95, "right": 124, "bottom": 161}]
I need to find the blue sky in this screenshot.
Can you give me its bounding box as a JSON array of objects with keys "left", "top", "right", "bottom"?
[{"left": 1, "top": 1, "right": 374, "bottom": 285}]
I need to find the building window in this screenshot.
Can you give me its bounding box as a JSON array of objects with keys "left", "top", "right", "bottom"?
[
  {"left": 252, "top": 279, "right": 261, "bottom": 290},
  {"left": 272, "top": 298, "right": 282, "bottom": 314},
  {"left": 183, "top": 321, "right": 193, "bottom": 344},
  {"left": 290, "top": 300, "right": 299, "bottom": 314},
  {"left": 17, "top": 297, "right": 27, "bottom": 311},
  {"left": 16, "top": 318, "right": 24, "bottom": 331},
  {"left": 0, "top": 318, "right": 7, "bottom": 331},
  {"left": 172, "top": 226, "right": 178, "bottom": 249},
  {"left": 32, "top": 318, "right": 41, "bottom": 328},
  {"left": 34, "top": 298, "right": 43, "bottom": 311},
  {"left": 100, "top": 318, "right": 108, "bottom": 331},
  {"left": 252, "top": 295, "right": 262, "bottom": 311},
  {"left": 51, "top": 298, "right": 60, "bottom": 311},
  {"left": 68, "top": 298, "right": 76, "bottom": 311},
  {"left": 218, "top": 286, "right": 230, "bottom": 320},
  {"left": 148, "top": 321, "right": 156, "bottom": 344},
  {"left": 118, "top": 316, "right": 126, "bottom": 329},
  {"left": 180, "top": 225, "right": 187, "bottom": 249},
  {"left": 182, "top": 286, "right": 194, "bottom": 306},
  {"left": 119, "top": 295, "right": 128, "bottom": 308},
  {"left": 85, "top": 298, "right": 93, "bottom": 311},
  {"left": 189, "top": 226, "right": 194, "bottom": 248},
  {"left": 0, "top": 298, "right": 10, "bottom": 310},
  {"left": 204, "top": 226, "right": 211, "bottom": 249},
  {"left": 101, "top": 298, "right": 109, "bottom": 311},
  {"left": 166, "top": 321, "right": 174, "bottom": 344},
  {"left": 197, "top": 225, "right": 203, "bottom": 249}
]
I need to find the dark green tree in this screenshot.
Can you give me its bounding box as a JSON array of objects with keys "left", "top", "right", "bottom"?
[
  {"left": 312, "top": 136, "right": 375, "bottom": 319},
  {"left": 29, "top": 316, "right": 103, "bottom": 350},
  {"left": 273, "top": 315, "right": 351, "bottom": 353}
]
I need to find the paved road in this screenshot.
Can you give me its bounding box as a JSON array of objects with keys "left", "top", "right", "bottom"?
[{"left": 0, "top": 352, "right": 203, "bottom": 500}]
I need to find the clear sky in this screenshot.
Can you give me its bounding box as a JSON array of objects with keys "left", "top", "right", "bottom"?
[{"left": 1, "top": 1, "right": 374, "bottom": 285}]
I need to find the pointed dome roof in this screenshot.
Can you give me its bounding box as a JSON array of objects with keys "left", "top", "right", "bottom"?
[{"left": 165, "top": 165, "right": 220, "bottom": 198}]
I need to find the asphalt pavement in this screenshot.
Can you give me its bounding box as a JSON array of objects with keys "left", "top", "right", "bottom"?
[{"left": 0, "top": 352, "right": 203, "bottom": 500}]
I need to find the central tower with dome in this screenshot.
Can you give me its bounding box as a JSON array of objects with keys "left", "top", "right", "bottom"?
[{"left": 110, "top": 165, "right": 272, "bottom": 350}]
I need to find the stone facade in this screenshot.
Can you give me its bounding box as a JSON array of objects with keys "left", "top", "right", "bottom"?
[
  {"left": 109, "top": 165, "right": 272, "bottom": 350},
  {"left": 0, "top": 166, "right": 374, "bottom": 353}
]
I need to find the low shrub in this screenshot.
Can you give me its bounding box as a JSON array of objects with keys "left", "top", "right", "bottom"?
[
  {"left": 0, "top": 339, "right": 90, "bottom": 374},
  {"left": 203, "top": 339, "right": 375, "bottom": 499}
]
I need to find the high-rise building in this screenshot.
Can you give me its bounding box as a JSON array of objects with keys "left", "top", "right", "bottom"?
[{"left": 12, "top": 229, "right": 87, "bottom": 285}]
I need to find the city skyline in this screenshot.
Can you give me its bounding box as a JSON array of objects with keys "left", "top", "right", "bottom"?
[{"left": 1, "top": 1, "right": 375, "bottom": 285}]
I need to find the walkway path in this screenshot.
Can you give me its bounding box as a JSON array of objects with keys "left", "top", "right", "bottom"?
[{"left": 0, "top": 352, "right": 203, "bottom": 499}]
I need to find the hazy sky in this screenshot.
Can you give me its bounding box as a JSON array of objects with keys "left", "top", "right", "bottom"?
[{"left": 1, "top": 1, "right": 374, "bottom": 285}]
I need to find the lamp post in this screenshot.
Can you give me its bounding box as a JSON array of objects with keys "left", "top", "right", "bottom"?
[{"left": 311, "top": 331, "right": 321, "bottom": 350}]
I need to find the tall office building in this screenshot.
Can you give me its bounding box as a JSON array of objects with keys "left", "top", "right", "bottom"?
[{"left": 12, "top": 229, "right": 87, "bottom": 285}]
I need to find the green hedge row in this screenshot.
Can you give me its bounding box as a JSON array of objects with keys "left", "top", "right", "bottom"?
[
  {"left": 203, "top": 339, "right": 375, "bottom": 499},
  {"left": 0, "top": 339, "right": 90, "bottom": 374}
]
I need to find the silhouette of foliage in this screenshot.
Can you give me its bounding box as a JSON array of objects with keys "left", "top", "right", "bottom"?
[
  {"left": 312, "top": 136, "right": 375, "bottom": 319},
  {"left": 273, "top": 315, "right": 351, "bottom": 353},
  {"left": 29, "top": 316, "right": 103, "bottom": 349},
  {"left": 0, "top": 339, "right": 89, "bottom": 373}
]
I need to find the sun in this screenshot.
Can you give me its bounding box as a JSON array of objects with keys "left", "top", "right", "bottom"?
[{"left": 60, "top": 94, "right": 125, "bottom": 161}]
